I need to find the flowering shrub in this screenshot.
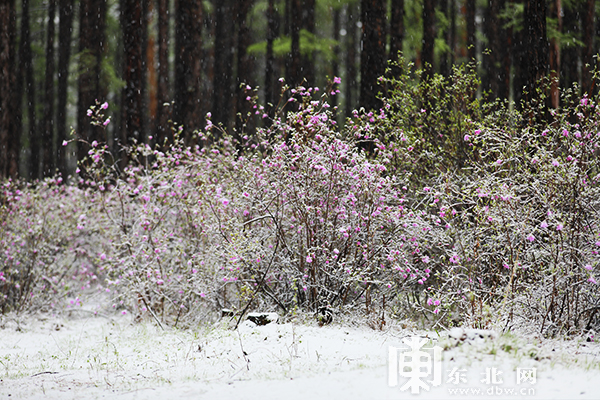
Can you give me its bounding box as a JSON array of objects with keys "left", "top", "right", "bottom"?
[{"left": 2, "top": 68, "right": 600, "bottom": 336}]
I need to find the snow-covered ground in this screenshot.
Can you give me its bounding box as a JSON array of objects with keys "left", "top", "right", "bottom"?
[{"left": 1, "top": 310, "right": 599, "bottom": 400}]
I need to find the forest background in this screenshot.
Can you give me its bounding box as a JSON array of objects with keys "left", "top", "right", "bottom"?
[{"left": 0, "top": 0, "right": 595, "bottom": 180}]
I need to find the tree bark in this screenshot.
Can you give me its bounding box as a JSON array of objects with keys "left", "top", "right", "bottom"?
[
  {"left": 121, "top": 0, "right": 147, "bottom": 161},
  {"left": 174, "top": 0, "right": 203, "bottom": 143},
  {"left": 21, "top": 0, "right": 38, "bottom": 179},
  {"left": 235, "top": 0, "right": 254, "bottom": 134},
  {"left": 57, "top": 0, "right": 74, "bottom": 177},
  {"left": 359, "top": 0, "right": 386, "bottom": 111},
  {"left": 0, "top": 0, "right": 19, "bottom": 179},
  {"left": 77, "top": 0, "right": 107, "bottom": 166},
  {"left": 422, "top": 0, "right": 436, "bottom": 80},
  {"left": 524, "top": 0, "right": 549, "bottom": 100},
  {"left": 581, "top": 0, "right": 595, "bottom": 94},
  {"left": 265, "top": 0, "right": 277, "bottom": 112},
  {"left": 466, "top": 0, "right": 476, "bottom": 62},
  {"left": 345, "top": 3, "right": 358, "bottom": 118},
  {"left": 288, "top": 0, "right": 302, "bottom": 87},
  {"left": 42, "top": 0, "right": 57, "bottom": 177},
  {"left": 155, "top": 0, "right": 170, "bottom": 148},
  {"left": 213, "top": 0, "right": 235, "bottom": 130},
  {"left": 389, "top": 0, "right": 404, "bottom": 64}
]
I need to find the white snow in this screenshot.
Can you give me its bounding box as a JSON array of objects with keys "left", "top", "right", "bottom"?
[{"left": 1, "top": 311, "right": 599, "bottom": 399}]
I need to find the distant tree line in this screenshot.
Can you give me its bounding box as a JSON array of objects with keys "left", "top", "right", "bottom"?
[{"left": 0, "top": 0, "right": 598, "bottom": 180}]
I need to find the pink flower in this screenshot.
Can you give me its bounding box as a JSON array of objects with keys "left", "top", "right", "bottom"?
[
  {"left": 200, "top": 292, "right": 206, "bottom": 298},
  {"left": 306, "top": 255, "right": 313, "bottom": 263},
  {"left": 540, "top": 221, "right": 548, "bottom": 228},
  {"left": 221, "top": 198, "right": 229, "bottom": 206},
  {"left": 103, "top": 118, "right": 110, "bottom": 126},
  {"left": 556, "top": 223, "right": 563, "bottom": 231},
  {"left": 584, "top": 264, "right": 593, "bottom": 271},
  {"left": 333, "top": 76, "right": 341, "bottom": 84},
  {"left": 449, "top": 254, "right": 460, "bottom": 264},
  {"left": 526, "top": 234, "right": 535, "bottom": 242},
  {"left": 552, "top": 159, "right": 560, "bottom": 167},
  {"left": 588, "top": 277, "right": 597, "bottom": 284},
  {"left": 87, "top": 109, "right": 93, "bottom": 116},
  {"left": 62, "top": 140, "right": 68, "bottom": 147},
  {"left": 101, "top": 102, "right": 108, "bottom": 110}
]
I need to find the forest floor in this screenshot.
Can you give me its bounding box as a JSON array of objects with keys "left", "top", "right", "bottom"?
[{"left": 1, "top": 303, "right": 600, "bottom": 400}]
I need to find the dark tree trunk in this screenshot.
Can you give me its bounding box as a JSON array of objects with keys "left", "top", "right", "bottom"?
[
  {"left": 466, "top": 0, "right": 476, "bottom": 62},
  {"left": 389, "top": 0, "right": 404, "bottom": 64},
  {"left": 301, "top": 0, "right": 315, "bottom": 87},
  {"left": 483, "top": 0, "right": 509, "bottom": 100},
  {"left": 345, "top": 3, "right": 358, "bottom": 118},
  {"left": 77, "top": 0, "right": 107, "bottom": 166},
  {"left": 57, "top": 0, "right": 74, "bottom": 177},
  {"left": 21, "top": 0, "right": 38, "bottom": 179},
  {"left": 265, "top": 0, "right": 277, "bottom": 112},
  {"left": 549, "top": 0, "right": 561, "bottom": 108},
  {"left": 235, "top": 0, "right": 254, "bottom": 134},
  {"left": 174, "top": 0, "right": 203, "bottom": 143},
  {"left": 288, "top": 0, "right": 302, "bottom": 87},
  {"left": 359, "top": 0, "right": 386, "bottom": 111},
  {"left": 155, "top": 0, "right": 170, "bottom": 147},
  {"left": 213, "top": 0, "right": 235, "bottom": 130},
  {"left": 560, "top": 1, "right": 579, "bottom": 92},
  {"left": 422, "top": 0, "right": 436, "bottom": 79},
  {"left": 42, "top": 0, "right": 57, "bottom": 177},
  {"left": 440, "top": 0, "right": 449, "bottom": 77},
  {"left": 581, "top": 0, "right": 595, "bottom": 94},
  {"left": 524, "top": 0, "right": 549, "bottom": 100},
  {"left": 0, "top": 0, "right": 19, "bottom": 179},
  {"left": 332, "top": 6, "right": 341, "bottom": 111},
  {"left": 121, "top": 0, "right": 146, "bottom": 163}
]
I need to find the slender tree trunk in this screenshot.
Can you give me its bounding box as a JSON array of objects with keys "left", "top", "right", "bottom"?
[
  {"left": 42, "top": 0, "right": 57, "bottom": 177},
  {"left": 174, "top": 0, "right": 203, "bottom": 143},
  {"left": 560, "top": 2, "right": 579, "bottom": 92},
  {"left": 0, "top": 0, "right": 19, "bottom": 179},
  {"left": 77, "top": 0, "right": 107, "bottom": 167},
  {"left": 440, "top": 0, "right": 449, "bottom": 77},
  {"left": 265, "top": 0, "right": 276, "bottom": 112},
  {"left": 288, "top": 0, "right": 302, "bottom": 87},
  {"left": 524, "top": 0, "right": 549, "bottom": 100},
  {"left": 581, "top": 0, "right": 595, "bottom": 94},
  {"left": 213, "top": 0, "right": 235, "bottom": 130},
  {"left": 422, "top": 0, "right": 436, "bottom": 80},
  {"left": 332, "top": 6, "right": 341, "bottom": 112},
  {"left": 389, "top": 0, "right": 404, "bottom": 64},
  {"left": 21, "top": 0, "right": 38, "bottom": 179},
  {"left": 301, "top": 0, "right": 315, "bottom": 87},
  {"left": 57, "top": 0, "right": 74, "bottom": 177},
  {"left": 466, "top": 0, "right": 476, "bottom": 62},
  {"left": 359, "top": 0, "right": 386, "bottom": 111},
  {"left": 121, "top": 0, "right": 146, "bottom": 165},
  {"left": 155, "top": 0, "right": 170, "bottom": 147},
  {"left": 345, "top": 3, "right": 357, "bottom": 118},
  {"left": 549, "top": 0, "right": 561, "bottom": 108},
  {"left": 235, "top": 0, "right": 254, "bottom": 135}
]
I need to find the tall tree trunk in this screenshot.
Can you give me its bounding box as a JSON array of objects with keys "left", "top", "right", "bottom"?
[
  {"left": 77, "top": 0, "right": 107, "bottom": 167},
  {"left": 21, "top": 0, "right": 38, "bottom": 179},
  {"left": 524, "top": 0, "right": 549, "bottom": 101},
  {"left": 155, "top": 0, "right": 170, "bottom": 147},
  {"left": 549, "top": 0, "right": 561, "bottom": 108},
  {"left": 301, "top": 0, "right": 315, "bottom": 87},
  {"left": 359, "top": 0, "right": 386, "bottom": 111},
  {"left": 121, "top": 0, "right": 146, "bottom": 166},
  {"left": 332, "top": 6, "right": 341, "bottom": 112},
  {"left": 235, "top": 0, "right": 254, "bottom": 135},
  {"left": 581, "top": 0, "right": 595, "bottom": 94},
  {"left": 466, "top": 0, "right": 476, "bottom": 62},
  {"left": 265, "top": 0, "right": 277, "bottom": 113},
  {"left": 440, "top": 0, "right": 449, "bottom": 77},
  {"left": 42, "top": 0, "right": 57, "bottom": 177},
  {"left": 0, "top": 0, "right": 19, "bottom": 179},
  {"left": 389, "top": 0, "right": 404, "bottom": 64},
  {"left": 174, "top": 0, "right": 203, "bottom": 143},
  {"left": 57, "top": 0, "right": 74, "bottom": 178},
  {"left": 345, "top": 3, "right": 358, "bottom": 118},
  {"left": 422, "top": 0, "right": 436, "bottom": 80},
  {"left": 560, "top": 1, "right": 579, "bottom": 92},
  {"left": 288, "top": 0, "right": 302, "bottom": 87},
  {"left": 213, "top": 0, "right": 235, "bottom": 130}
]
